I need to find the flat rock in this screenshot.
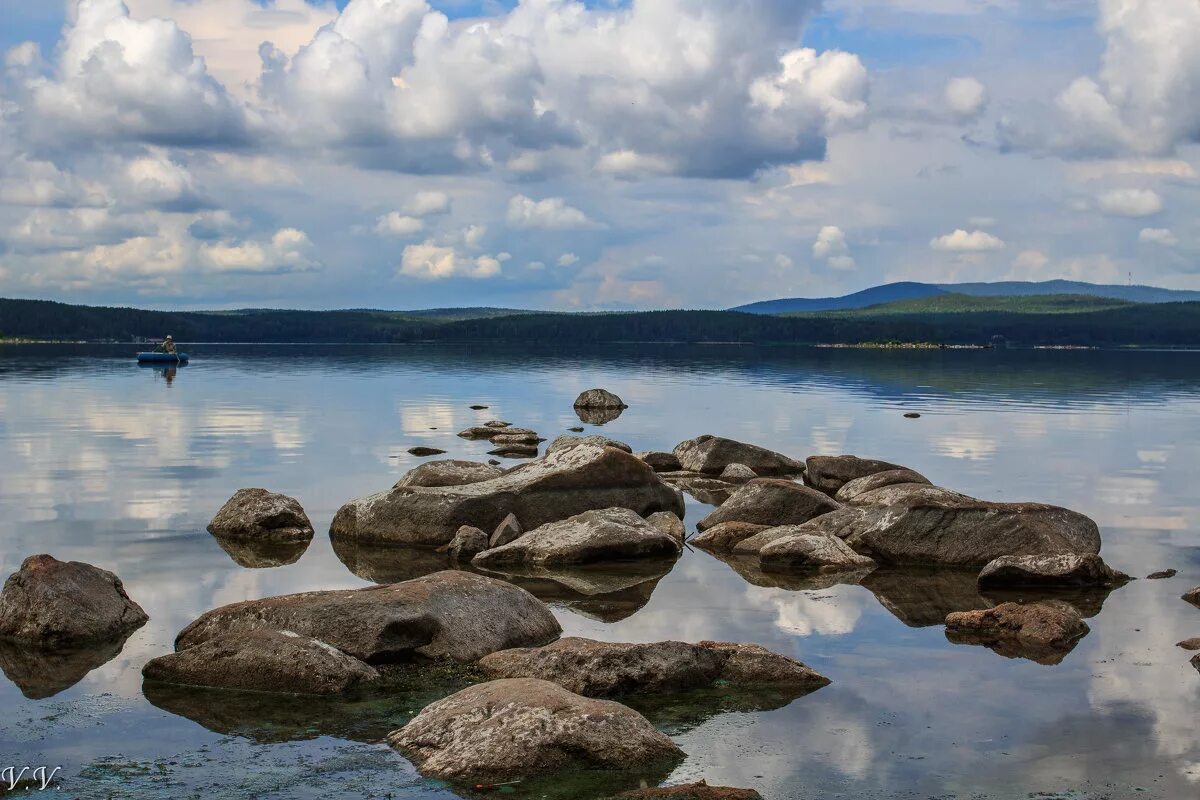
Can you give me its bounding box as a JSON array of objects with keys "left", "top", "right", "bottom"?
[
  {"left": 616, "top": 781, "right": 763, "bottom": 799},
  {"left": 637, "top": 451, "right": 683, "bottom": 472},
  {"left": 691, "top": 522, "right": 771, "bottom": 552},
  {"left": 473, "top": 508, "right": 682, "bottom": 568},
  {"left": 484, "top": 420, "right": 511, "bottom": 428},
  {"left": 388, "top": 677, "right": 682, "bottom": 781},
  {"left": 805, "top": 455, "right": 906, "bottom": 495},
  {"left": 673, "top": 436, "right": 803, "bottom": 477},
  {"left": 574, "top": 389, "right": 628, "bottom": 409},
  {"left": 0, "top": 555, "right": 148, "bottom": 646},
  {"left": 945, "top": 601, "right": 1089, "bottom": 665},
  {"left": 408, "top": 447, "right": 447, "bottom": 457},
  {"left": 849, "top": 482, "right": 973, "bottom": 507},
  {"left": 458, "top": 426, "right": 500, "bottom": 440},
  {"left": 478, "top": 637, "right": 829, "bottom": 697},
  {"left": 978, "top": 554, "right": 1130, "bottom": 588},
  {"left": 490, "top": 433, "right": 543, "bottom": 447},
  {"left": 548, "top": 434, "right": 633, "bottom": 456},
  {"left": 332, "top": 441, "right": 683, "bottom": 546},
  {"left": 174, "top": 570, "right": 561, "bottom": 663},
  {"left": 488, "top": 444, "right": 540, "bottom": 458},
  {"left": 490, "top": 513, "right": 524, "bottom": 548},
  {"left": 759, "top": 534, "right": 876, "bottom": 573},
  {"left": 394, "top": 460, "right": 505, "bottom": 489},
  {"left": 143, "top": 629, "right": 379, "bottom": 695},
  {"left": 834, "top": 469, "right": 930, "bottom": 503},
  {"left": 444, "top": 526, "right": 489, "bottom": 561},
  {"left": 1148, "top": 569, "right": 1177, "bottom": 580},
  {"left": 720, "top": 464, "right": 758, "bottom": 482},
  {"left": 696, "top": 479, "right": 840, "bottom": 531},
  {"left": 207, "top": 488, "right": 314, "bottom": 542}
]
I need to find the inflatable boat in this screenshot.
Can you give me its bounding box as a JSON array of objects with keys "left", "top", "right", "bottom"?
[{"left": 136, "top": 352, "right": 189, "bottom": 363}]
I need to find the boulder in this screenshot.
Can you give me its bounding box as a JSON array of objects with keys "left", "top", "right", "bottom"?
[
  {"left": 458, "top": 426, "right": 500, "bottom": 440},
  {"left": 490, "top": 513, "right": 524, "bottom": 548},
  {"left": 731, "top": 509, "right": 875, "bottom": 555},
  {"left": 696, "top": 479, "right": 840, "bottom": 531},
  {"left": 849, "top": 483, "right": 971, "bottom": 507},
  {"left": 142, "top": 629, "right": 379, "bottom": 695},
  {"left": 394, "top": 460, "right": 505, "bottom": 489},
  {"left": 1147, "top": 569, "right": 1177, "bottom": 580},
  {"left": 759, "top": 534, "right": 876, "bottom": 573},
  {"left": 174, "top": 571, "right": 561, "bottom": 664},
  {"left": 478, "top": 637, "right": 829, "bottom": 697},
  {"left": 1185, "top": 587, "right": 1200, "bottom": 608},
  {"left": 637, "top": 451, "right": 683, "bottom": 472},
  {"left": 1178, "top": 638, "right": 1200, "bottom": 651},
  {"left": 804, "top": 455, "right": 906, "bottom": 495},
  {"left": 207, "top": 488, "right": 314, "bottom": 542},
  {"left": 331, "top": 441, "right": 684, "bottom": 547},
  {"left": 977, "top": 554, "right": 1130, "bottom": 588},
  {"left": 407, "top": 447, "right": 447, "bottom": 457},
  {"left": 388, "top": 677, "right": 682, "bottom": 781},
  {"left": 691, "top": 522, "right": 770, "bottom": 552},
  {"left": 944, "top": 602, "right": 1089, "bottom": 665},
  {"left": 574, "top": 389, "right": 628, "bottom": 409},
  {"left": 490, "top": 433, "right": 543, "bottom": 447},
  {"left": 473, "top": 508, "right": 682, "bottom": 568},
  {"left": 647, "top": 512, "right": 686, "bottom": 546},
  {"left": 491, "top": 427, "right": 539, "bottom": 439},
  {"left": 673, "top": 436, "right": 803, "bottom": 477},
  {"left": 548, "top": 434, "right": 633, "bottom": 456},
  {"left": 616, "top": 781, "right": 763, "bottom": 799},
  {"left": 0, "top": 555, "right": 148, "bottom": 646},
  {"left": 834, "top": 469, "right": 931, "bottom": 503},
  {"left": 484, "top": 420, "right": 511, "bottom": 428},
  {"left": 444, "top": 526, "right": 489, "bottom": 561},
  {"left": 720, "top": 464, "right": 758, "bottom": 482}
]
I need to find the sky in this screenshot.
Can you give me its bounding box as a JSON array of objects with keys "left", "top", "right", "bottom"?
[{"left": 0, "top": 0, "right": 1198, "bottom": 311}]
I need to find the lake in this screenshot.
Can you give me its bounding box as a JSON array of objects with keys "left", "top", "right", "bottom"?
[{"left": 2, "top": 343, "right": 1199, "bottom": 799}]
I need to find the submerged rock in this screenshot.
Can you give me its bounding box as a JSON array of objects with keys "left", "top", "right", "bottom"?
[
  {"left": 476, "top": 562, "right": 672, "bottom": 623},
  {"left": 407, "top": 447, "right": 447, "bottom": 457},
  {"left": 207, "top": 488, "right": 314, "bottom": 542},
  {"left": 174, "top": 571, "right": 561, "bottom": 664},
  {"left": 473, "top": 508, "right": 681, "bottom": 568},
  {"left": 331, "top": 441, "right": 683, "bottom": 547},
  {"left": 804, "top": 455, "right": 906, "bottom": 495},
  {"left": 696, "top": 479, "right": 839, "bottom": 531},
  {"left": 690, "top": 522, "right": 771, "bottom": 552},
  {"left": 388, "top": 677, "right": 683, "bottom": 781},
  {"left": 0, "top": 554, "right": 148, "bottom": 646},
  {"left": 395, "top": 460, "right": 504, "bottom": 489},
  {"left": 1147, "top": 569, "right": 1178, "bottom": 580},
  {"left": 637, "top": 451, "right": 683, "bottom": 472},
  {"left": 665, "top": 475, "right": 740, "bottom": 506},
  {"left": 444, "top": 526, "right": 489, "bottom": 561},
  {"left": 834, "top": 469, "right": 930, "bottom": 503},
  {"left": 977, "top": 554, "right": 1130, "bottom": 588},
  {"left": 574, "top": 388, "right": 629, "bottom": 409},
  {"left": 0, "top": 633, "right": 136, "bottom": 699},
  {"left": 616, "top": 781, "right": 763, "bottom": 799},
  {"left": 577, "top": 406, "right": 626, "bottom": 425},
  {"left": 478, "top": 637, "right": 829, "bottom": 697},
  {"left": 673, "top": 436, "right": 803, "bottom": 477},
  {"left": 759, "top": 534, "right": 876, "bottom": 573},
  {"left": 944, "top": 601, "right": 1089, "bottom": 665},
  {"left": 143, "top": 629, "right": 379, "bottom": 695}
]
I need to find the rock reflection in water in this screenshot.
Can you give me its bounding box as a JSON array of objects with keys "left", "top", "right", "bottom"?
[
  {"left": 476, "top": 562, "right": 674, "bottom": 622},
  {"left": 574, "top": 406, "right": 624, "bottom": 425},
  {"left": 331, "top": 538, "right": 453, "bottom": 584},
  {"left": 213, "top": 534, "right": 310, "bottom": 568},
  {"left": 0, "top": 633, "right": 136, "bottom": 699},
  {"left": 703, "top": 550, "right": 873, "bottom": 592}
]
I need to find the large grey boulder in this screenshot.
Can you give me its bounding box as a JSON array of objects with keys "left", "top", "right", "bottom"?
[
  {"left": 848, "top": 482, "right": 971, "bottom": 507},
  {"left": 207, "top": 489, "right": 313, "bottom": 542},
  {"left": 691, "top": 522, "right": 771, "bottom": 552},
  {"left": 0, "top": 555, "right": 148, "bottom": 646},
  {"left": 673, "top": 436, "right": 803, "bottom": 477},
  {"left": 696, "top": 479, "right": 839, "bottom": 531},
  {"left": 547, "top": 434, "right": 633, "bottom": 456},
  {"left": 330, "top": 441, "right": 684, "bottom": 547},
  {"left": 388, "top": 677, "right": 682, "bottom": 781},
  {"left": 395, "top": 460, "right": 504, "bottom": 489},
  {"left": 574, "top": 389, "right": 628, "bottom": 409},
  {"left": 977, "top": 554, "right": 1130, "bottom": 589},
  {"left": 944, "top": 601, "right": 1089, "bottom": 665},
  {"left": 478, "top": 637, "right": 830, "bottom": 697},
  {"left": 473, "top": 508, "right": 682, "bottom": 568},
  {"left": 759, "top": 534, "right": 876, "bottom": 573},
  {"left": 834, "top": 469, "right": 930, "bottom": 503},
  {"left": 804, "top": 455, "right": 906, "bottom": 495},
  {"left": 174, "top": 571, "right": 561, "bottom": 664},
  {"left": 142, "top": 629, "right": 379, "bottom": 695},
  {"left": 730, "top": 508, "right": 874, "bottom": 555}
]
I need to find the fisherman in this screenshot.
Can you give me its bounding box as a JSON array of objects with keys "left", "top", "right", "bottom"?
[{"left": 158, "top": 335, "right": 177, "bottom": 355}]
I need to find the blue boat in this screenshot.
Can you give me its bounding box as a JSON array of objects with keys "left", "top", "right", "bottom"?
[{"left": 137, "top": 352, "right": 189, "bottom": 363}]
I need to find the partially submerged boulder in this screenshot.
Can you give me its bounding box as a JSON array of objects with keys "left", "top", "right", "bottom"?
[
  {"left": 616, "top": 782, "right": 763, "bottom": 800},
  {"left": 696, "top": 479, "right": 839, "bottom": 531},
  {"left": 690, "top": 522, "right": 770, "bottom": 552},
  {"left": 0, "top": 555, "right": 148, "bottom": 646},
  {"left": 804, "top": 455, "right": 905, "bottom": 495},
  {"left": 473, "top": 508, "right": 682, "bottom": 568},
  {"left": 646, "top": 512, "right": 686, "bottom": 546},
  {"left": 637, "top": 452, "right": 683, "bottom": 473},
  {"left": 174, "top": 571, "right": 561, "bottom": 664},
  {"left": 547, "top": 434, "right": 633, "bottom": 456},
  {"left": 388, "top": 677, "right": 682, "bottom": 781},
  {"left": 331, "top": 441, "right": 683, "bottom": 547},
  {"left": 944, "top": 601, "right": 1089, "bottom": 665},
  {"left": 720, "top": 464, "right": 758, "bottom": 483},
  {"left": 759, "top": 534, "right": 876, "bottom": 573},
  {"left": 1185, "top": 587, "right": 1200, "bottom": 608},
  {"left": 673, "top": 436, "right": 803, "bottom": 477},
  {"left": 444, "top": 526, "right": 489, "bottom": 561},
  {"left": 731, "top": 510, "right": 874, "bottom": 555},
  {"left": 207, "top": 488, "right": 314, "bottom": 542},
  {"left": 478, "top": 637, "right": 829, "bottom": 697},
  {"left": 834, "top": 469, "right": 930, "bottom": 503},
  {"left": 574, "top": 389, "right": 628, "bottom": 409},
  {"left": 491, "top": 433, "right": 542, "bottom": 446},
  {"left": 977, "top": 554, "right": 1130, "bottom": 588},
  {"left": 407, "top": 447, "right": 447, "bottom": 457},
  {"left": 394, "top": 460, "right": 504, "bottom": 489},
  {"left": 142, "top": 629, "right": 379, "bottom": 695}
]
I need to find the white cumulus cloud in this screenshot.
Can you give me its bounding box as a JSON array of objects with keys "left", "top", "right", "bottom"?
[
  {"left": 1096, "top": 188, "right": 1163, "bottom": 218},
  {"left": 399, "top": 241, "right": 502, "bottom": 280},
  {"left": 944, "top": 76, "right": 988, "bottom": 120},
  {"left": 1139, "top": 228, "right": 1178, "bottom": 246},
  {"left": 812, "top": 225, "right": 856, "bottom": 270},
  {"left": 507, "top": 195, "right": 600, "bottom": 230},
  {"left": 930, "top": 229, "right": 1006, "bottom": 251}
]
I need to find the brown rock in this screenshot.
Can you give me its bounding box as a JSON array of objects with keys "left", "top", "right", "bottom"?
[
  {"left": 834, "top": 469, "right": 931, "bottom": 503},
  {"left": 804, "top": 455, "right": 906, "bottom": 495},
  {"left": 673, "top": 436, "right": 803, "bottom": 476},
  {"left": 490, "top": 513, "right": 524, "bottom": 548},
  {"left": 637, "top": 451, "right": 683, "bottom": 472},
  {"left": 690, "top": 522, "right": 771, "bottom": 552},
  {"left": 1177, "top": 638, "right": 1200, "bottom": 651},
  {"left": 1184, "top": 587, "right": 1200, "bottom": 608},
  {"left": 1147, "top": 569, "right": 1177, "bottom": 580},
  {"left": 408, "top": 447, "right": 447, "bottom": 457},
  {"left": 548, "top": 434, "right": 633, "bottom": 455},
  {"left": 647, "top": 512, "right": 686, "bottom": 545},
  {"left": 473, "top": 508, "right": 681, "bottom": 568},
  {"left": 394, "top": 460, "right": 504, "bottom": 489},
  {"left": 574, "top": 389, "right": 628, "bottom": 409},
  {"left": 696, "top": 479, "right": 839, "bottom": 531},
  {"left": 207, "top": 488, "right": 314, "bottom": 542},
  {"left": 759, "top": 534, "right": 876, "bottom": 573},
  {"left": 978, "top": 554, "right": 1130, "bottom": 588},
  {"left": 444, "top": 526, "right": 489, "bottom": 561},
  {"left": 944, "top": 602, "right": 1089, "bottom": 665},
  {"left": 616, "top": 781, "right": 763, "bottom": 799},
  {"left": 720, "top": 464, "right": 758, "bottom": 482},
  {"left": 484, "top": 420, "right": 511, "bottom": 428}
]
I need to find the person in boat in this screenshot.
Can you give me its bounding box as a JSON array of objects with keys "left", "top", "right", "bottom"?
[{"left": 157, "top": 335, "right": 177, "bottom": 355}]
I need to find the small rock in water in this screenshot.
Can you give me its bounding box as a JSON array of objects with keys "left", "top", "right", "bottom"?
[
  {"left": 617, "top": 781, "right": 764, "bottom": 799},
  {"left": 944, "top": 602, "right": 1089, "bottom": 665},
  {"left": 1193, "top": 653, "right": 1200, "bottom": 674},
  {"left": 408, "top": 447, "right": 447, "bottom": 457},
  {"left": 474, "top": 507, "right": 681, "bottom": 567},
  {"left": 1147, "top": 569, "right": 1178, "bottom": 580},
  {"left": 444, "top": 526, "right": 490, "bottom": 561},
  {"left": 208, "top": 488, "right": 314, "bottom": 542},
  {"left": 573, "top": 388, "right": 628, "bottom": 409},
  {"left": 1177, "top": 638, "right": 1200, "bottom": 651},
  {"left": 904, "top": 412, "right": 921, "bottom": 419},
  {"left": 1184, "top": 587, "right": 1200, "bottom": 608},
  {"left": 488, "top": 459, "right": 502, "bottom": 466},
  {"left": 569, "top": 426, "right": 585, "bottom": 432},
  {"left": 470, "top": 405, "right": 489, "bottom": 410},
  {"left": 484, "top": 420, "right": 511, "bottom": 429}
]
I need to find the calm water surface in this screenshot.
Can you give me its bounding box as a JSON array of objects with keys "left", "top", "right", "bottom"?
[{"left": 2, "top": 343, "right": 1200, "bottom": 799}]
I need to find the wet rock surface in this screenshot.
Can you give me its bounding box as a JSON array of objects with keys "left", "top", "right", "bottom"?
[
  {"left": 394, "top": 460, "right": 505, "bottom": 489},
  {"left": 0, "top": 554, "right": 148, "bottom": 646},
  {"left": 174, "top": 570, "right": 561, "bottom": 664},
  {"left": 143, "top": 629, "right": 380, "bottom": 695},
  {"left": 977, "top": 553, "right": 1130, "bottom": 588},
  {"left": 637, "top": 451, "right": 683, "bottom": 472},
  {"left": 673, "top": 436, "right": 803, "bottom": 476},
  {"left": 388, "top": 677, "right": 683, "bottom": 781},
  {"left": 207, "top": 488, "right": 314, "bottom": 542},
  {"left": 696, "top": 479, "right": 839, "bottom": 531},
  {"left": 473, "top": 507, "right": 682, "bottom": 568},
  {"left": 944, "top": 601, "right": 1090, "bottom": 665}
]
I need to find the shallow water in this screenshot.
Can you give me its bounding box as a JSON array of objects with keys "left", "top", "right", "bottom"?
[{"left": 2, "top": 343, "right": 1199, "bottom": 799}]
